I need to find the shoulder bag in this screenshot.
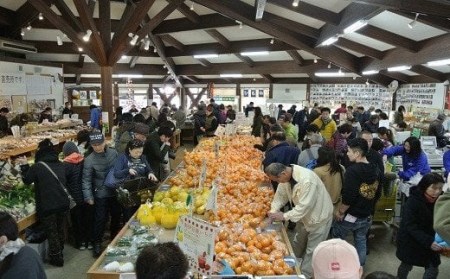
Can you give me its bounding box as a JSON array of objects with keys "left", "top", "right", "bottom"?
[{"left": 39, "top": 161, "right": 76, "bottom": 209}]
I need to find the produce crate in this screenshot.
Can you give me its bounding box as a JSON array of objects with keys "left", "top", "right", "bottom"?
[{"left": 373, "top": 181, "right": 398, "bottom": 222}]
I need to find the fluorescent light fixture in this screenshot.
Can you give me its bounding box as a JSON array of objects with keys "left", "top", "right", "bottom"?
[
  {"left": 78, "top": 47, "right": 83, "bottom": 52},
  {"left": 362, "top": 70, "right": 379, "bottom": 75},
  {"left": 144, "top": 40, "right": 150, "bottom": 51},
  {"left": 83, "top": 29, "right": 92, "bottom": 42},
  {"left": 26, "top": 24, "right": 32, "bottom": 31},
  {"left": 118, "top": 74, "right": 143, "bottom": 78},
  {"left": 408, "top": 13, "right": 419, "bottom": 29},
  {"left": 56, "top": 35, "right": 62, "bottom": 46},
  {"left": 314, "top": 72, "right": 345, "bottom": 77},
  {"left": 220, "top": 74, "right": 243, "bottom": 78},
  {"left": 130, "top": 34, "right": 139, "bottom": 45},
  {"left": 388, "top": 65, "right": 411, "bottom": 72},
  {"left": 240, "top": 51, "right": 269, "bottom": 56},
  {"left": 193, "top": 54, "right": 219, "bottom": 59},
  {"left": 427, "top": 58, "right": 450, "bottom": 66},
  {"left": 38, "top": 13, "right": 43, "bottom": 21},
  {"left": 321, "top": 36, "right": 338, "bottom": 46},
  {"left": 343, "top": 20, "right": 367, "bottom": 34},
  {"left": 292, "top": 0, "right": 300, "bottom": 7}
]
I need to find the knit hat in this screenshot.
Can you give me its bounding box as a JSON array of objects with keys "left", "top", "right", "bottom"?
[
  {"left": 89, "top": 131, "right": 105, "bottom": 145},
  {"left": 437, "top": 113, "right": 446, "bottom": 121},
  {"left": 134, "top": 123, "right": 150, "bottom": 136},
  {"left": 62, "top": 141, "right": 79, "bottom": 156},
  {"left": 312, "top": 239, "right": 361, "bottom": 279}
]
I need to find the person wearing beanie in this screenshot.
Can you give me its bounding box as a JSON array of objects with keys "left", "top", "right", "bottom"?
[
  {"left": 428, "top": 113, "right": 448, "bottom": 148},
  {"left": 19, "top": 139, "right": 69, "bottom": 267},
  {"left": 312, "top": 238, "right": 362, "bottom": 279},
  {"left": 82, "top": 131, "right": 119, "bottom": 257},
  {"left": 62, "top": 141, "right": 92, "bottom": 250}
]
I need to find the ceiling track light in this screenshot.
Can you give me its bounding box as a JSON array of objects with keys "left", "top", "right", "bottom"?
[
  {"left": 154, "top": 48, "right": 157, "bottom": 53},
  {"left": 144, "top": 39, "right": 150, "bottom": 51},
  {"left": 328, "top": 62, "right": 331, "bottom": 69},
  {"left": 190, "top": 2, "right": 194, "bottom": 10},
  {"left": 292, "top": 0, "right": 300, "bottom": 7},
  {"left": 270, "top": 38, "right": 274, "bottom": 44},
  {"left": 56, "top": 35, "right": 62, "bottom": 46},
  {"left": 83, "top": 29, "right": 92, "bottom": 42},
  {"left": 365, "top": 79, "right": 370, "bottom": 86},
  {"left": 408, "top": 13, "right": 419, "bottom": 29},
  {"left": 26, "top": 24, "right": 32, "bottom": 31},
  {"left": 78, "top": 47, "right": 83, "bottom": 52},
  {"left": 314, "top": 58, "right": 318, "bottom": 63},
  {"left": 38, "top": 13, "right": 43, "bottom": 21},
  {"left": 236, "top": 20, "right": 243, "bottom": 29},
  {"left": 338, "top": 68, "right": 342, "bottom": 74},
  {"left": 130, "top": 34, "right": 139, "bottom": 45},
  {"left": 20, "top": 29, "right": 25, "bottom": 37}
]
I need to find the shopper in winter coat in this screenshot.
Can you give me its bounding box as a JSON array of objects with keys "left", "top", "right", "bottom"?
[
  {"left": 193, "top": 106, "right": 206, "bottom": 145},
  {"left": 428, "top": 113, "right": 448, "bottom": 148},
  {"left": 62, "top": 141, "right": 93, "bottom": 251},
  {"left": 265, "top": 163, "right": 333, "bottom": 279},
  {"left": 251, "top": 107, "right": 264, "bottom": 137},
  {"left": 116, "top": 122, "right": 149, "bottom": 154},
  {"left": 434, "top": 190, "right": 450, "bottom": 243},
  {"left": 89, "top": 105, "right": 101, "bottom": 130},
  {"left": 362, "top": 114, "right": 380, "bottom": 134},
  {"left": 327, "top": 123, "right": 353, "bottom": 162},
  {"left": 114, "top": 113, "right": 134, "bottom": 152},
  {"left": 20, "top": 139, "right": 69, "bottom": 267},
  {"left": 383, "top": 136, "right": 431, "bottom": 182},
  {"left": 262, "top": 132, "right": 300, "bottom": 169},
  {"left": 143, "top": 127, "right": 173, "bottom": 181},
  {"left": 38, "top": 107, "right": 53, "bottom": 124},
  {"left": 443, "top": 149, "right": 450, "bottom": 178},
  {"left": 396, "top": 173, "right": 444, "bottom": 279},
  {"left": 82, "top": 131, "right": 119, "bottom": 258},
  {"left": 202, "top": 104, "right": 218, "bottom": 137},
  {"left": 312, "top": 107, "right": 337, "bottom": 142},
  {"left": 297, "top": 133, "right": 322, "bottom": 167},
  {"left": 313, "top": 147, "right": 345, "bottom": 209},
  {"left": 280, "top": 113, "right": 298, "bottom": 144},
  {"left": 0, "top": 212, "right": 47, "bottom": 279},
  {"left": 394, "top": 105, "right": 406, "bottom": 126}
]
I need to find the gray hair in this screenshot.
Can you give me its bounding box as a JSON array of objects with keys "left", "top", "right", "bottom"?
[
  {"left": 309, "top": 133, "right": 323, "bottom": 144},
  {"left": 264, "top": 163, "right": 287, "bottom": 177}
]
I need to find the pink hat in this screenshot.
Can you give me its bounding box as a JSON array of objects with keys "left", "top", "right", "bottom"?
[{"left": 312, "top": 239, "right": 361, "bottom": 279}]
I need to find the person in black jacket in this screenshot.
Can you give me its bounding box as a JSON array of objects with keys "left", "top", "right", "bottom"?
[
  {"left": 19, "top": 139, "right": 69, "bottom": 267},
  {"left": 262, "top": 132, "right": 300, "bottom": 169},
  {"left": 143, "top": 127, "right": 173, "bottom": 181},
  {"left": 396, "top": 173, "right": 444, "bottom": 279},
  {"left": 62, "top": 141, "right": 93, "bottom": 251},
  {"left": 0, "top": 107, "right": 9, "bottom": 137}
]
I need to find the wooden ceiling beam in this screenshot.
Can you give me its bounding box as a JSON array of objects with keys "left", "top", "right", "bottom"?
[
  {"left": 129, "top": 56, "right": 139, "bottom": 69},
  {"left": 234, "top": 54, "right": 255, "bottom": 67},
  {"left": 53, "top": 0, "right": 84, "bottom": 32},
  {"left": 27, "top": 0, "right": 98, "bottom": 63},
  {"left": 182, "top": 75, "right": 200, "bottom": 83},
  {"left": 65, "top": 77, "right": 165, "bottom": 84},
  {"left": 196, "top": 58, "right": 212, "bottom": 67},
  {"left": 160, "top": 34, "right": 185, "bottom": 52},
  {"left": 351, "top": 0, "right": 450, "bottom": 18},
  {"left": 174, "top": 1, "right": 200, "bottom": 24},
  {"left": 392, "top": 11, "right": 450, "bottom": 33},
  {"left": 361, "top": 33, "right": 450, "bottom": 72},
  {"left": 264, "top": 12, "right": 320, "bottom": 40},
  {"left": 287, "top": 50, "right": 305, "bottom": 65},
  {"left": 63, "top": 62, "right": 166, "bottom": 75},
  {"left": 192, "top": 0, "right": 360, "bottom": 74},
  {"left": 98, "top": 0, "right": 112, "bottom": 51},
  {"left": 255, "top": 0, "right": 267, "bottom": 21},
  {"left": 153, "top": 13, "right": 236, "bottom": 35},
  {"left": 73, "top": 0, "right": 107, "bottom": 65},
  {"left": 15, "top": 0, "right": 52, "bottom": 33},
  {"left": 148, "top": 33, "right": 183, "bottom": 87},
  {"left": 357, "top": 25, "right": 420, "bottom": 53},
  {"left": 0, "top": 6, "right": 16, "bottom": 26},
  {"left": 111, "top": 1, "right": 136, "bottom": 44},
  {"left": 87, "top": 0, "right": 96, "bottom": 16},
  {"left": 205, "top": 29, "right": 231, "bottom": 48},
  {"left": 318, "top": 3, "right": 382, "bottom": 46},
  {"left": 410, "top": 65, "right": 446, "bottom": 82},
  {"left": 75, "top": 74, "right": 81, "bottom": 85},
  {"left": 77, "top": 54, "right": 85, "bottom": 68},
  {"left": 108, "top": 0, "right": 157, "bottom": 64},
  {"left": 261, "top": 74, "right": 273, "bottom": 83},
  {"left": 335, "top": 38, "right": 386, "bottom": 60}
]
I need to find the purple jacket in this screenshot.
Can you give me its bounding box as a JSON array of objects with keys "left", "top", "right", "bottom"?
[{"left": 383, "top": 145, "right": 431, "bottom": 181}]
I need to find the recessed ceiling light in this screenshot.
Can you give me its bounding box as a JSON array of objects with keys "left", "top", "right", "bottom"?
[
  {"left": 26, "top": 24, "right": 32, "bottom": 31},
  {"left": 362, "top": 70, "right": 378, "bottom": 75},
  {"left": 240, "top": 51, "right": 269, "bottom": 56},
  {"left": 193, "top": 54, "right": 219, "bottom": 59},
  {"left": 220, "top": 73, "right": 243, "bottom": 78},
  {"left": 315, "top": 72, "right": 345, "bottom": 77},
  {"left": 83, "top": 29, "right": 92, "bottom": 42},
  {"left": 426, "top": 58, "right": 450, "bottom": 66},
  {"left": 38, "top": 13, "right": 43, "bottom": 21},
  {"left": 388, "top": 65, "right": 411, "bottom": 72}
]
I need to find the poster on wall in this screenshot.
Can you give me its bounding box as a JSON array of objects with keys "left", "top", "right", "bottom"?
[
  {"left": 0, "top": 73, "right": 27, "bottom": 95},
  {"left": 89, "top": 90, "right": 97, "bottom": 99},
  {"left": 258, "top": 89, "right": 264, "bottom": 97},
  {"left": 79, "top": 90, "right": 88, "bottom": 99},
  {"left": 243, "top": 89, "right": 249, "bottom": 97},
  {"left": 251, "top": 90, "right": 256, "bottom": 97},
  {"left": 395, "top": 83, "right": 445, "bottom": 110}
]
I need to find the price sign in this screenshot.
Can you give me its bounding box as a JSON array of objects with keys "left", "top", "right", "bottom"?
[
  {"left": 198, "top": 159, "right": 207, "bottom": 189},
  {"left": 205, "top": 180, "right": 218, "bottom": 214},
  {"left": 214, "top": 141, "right": 220, "bottom": 158},
  {"left": 225, "top": 123, "right": 236, "bottom": 136},
  {"left": 214, "top": 125, "right": 226, "bottom": 136},
  {"left": 175, "top": 216, "right": 218, "bottom": 276}
]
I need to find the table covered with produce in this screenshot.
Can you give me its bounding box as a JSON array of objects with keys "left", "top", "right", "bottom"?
[{"left": 87, "top": 135, "right": 301, "bottom": 278}]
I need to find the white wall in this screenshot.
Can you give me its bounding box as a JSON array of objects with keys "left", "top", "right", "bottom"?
[
  {"left": 272, "top": 84, "right": 307, "bottom": 102},
  {"left": 0, "top": 60, "right": 63, "bottom": 113}
]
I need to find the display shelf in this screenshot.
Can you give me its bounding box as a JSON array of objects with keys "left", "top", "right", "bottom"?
[{"left": 17, "top": 212, "right": 36, "bottom": 233}]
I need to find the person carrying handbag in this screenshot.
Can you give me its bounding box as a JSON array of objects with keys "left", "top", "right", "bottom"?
[
  {"left": 113, "top": 139, "right": 158, "bottom": 220},
  {"left": 19, "top": 139, "right": 70, "bottom": 267}
]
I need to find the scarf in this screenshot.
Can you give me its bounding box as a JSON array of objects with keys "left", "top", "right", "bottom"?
[
  {"left": 424, "top": 192, "right": 438, "bottom": 203},
  {"left": 0, "top": 239, "right": 25, "bottom": 261},
  {"left": 320, "top": 117, "right": 332, "bottom": 131}
]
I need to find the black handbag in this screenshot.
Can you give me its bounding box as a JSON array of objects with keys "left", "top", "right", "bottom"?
[{"left": 116, "top": 177, "right": 158, "bottom": 208}]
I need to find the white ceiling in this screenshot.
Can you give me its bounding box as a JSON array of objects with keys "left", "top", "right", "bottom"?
[
  {"left": 424, "top": 64, "right": 450, "bottom": 73},
  {"left": 298, "top": 50, "right": 320, "bottom": 60},
  {"left": 336, "top": 46, "right": 365, "bottom": 58},
  {"left": 170, "top": 30, "right": 217, "bottom": 45},
  {"left": 369, "top": 10, "right": 447, "bottom": 41},
  {"left": 207, "top": 55, "right": 242, "bottom": 64},
  {"left": 343, "top": 33, "right": 396, "bottom": 51},
  {"left": 245, "top": 51, "right": 292, "bottom": 62},
  {"left": 271, "top": 73, "right": 310, "bottom": 78},
  {"left": 264, "top": 3, "right": 326, "bottom": 29},
  {"left": 0, "top": 0, "right": 26, "bottom": 11},
  {"left": 302, "top": 0, "right": 351, "bottom": 13},
  {"left": 401, "top": 70, "right": 420, "bottom": 76},
  {"left": 215, "top": 26, "right": 271, "bottom": 41},
  {"left": 134, "top": 57, "right": 165, "bottom": 64}
]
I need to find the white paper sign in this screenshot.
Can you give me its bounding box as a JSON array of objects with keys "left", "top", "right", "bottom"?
[
  {"left": 379, "top": 120, "right": 390, "bottom": 129},
  {"left": 214, "top": 125, "right": 225, "bottom": 136},
  {"left": 198, "top": 159, "right": 207, "bottom": 189},
  {"left": 175, "top": 216, "right": 217, "bottom": 276},
  {"left": 225, "top": 123, "right": 236, "bottom": 136},
  {"left": 205, "top": 181, "right": 218, "bottom": 214}
]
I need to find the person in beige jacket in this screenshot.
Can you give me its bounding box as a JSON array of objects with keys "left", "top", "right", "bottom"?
[
  {"left": 314, "top": 146, "right": 345, "bottom": 210},
  {"left": 265, "top": 163, "right": 333, "bottom": 279},
  {"left": 434, "top": 190, "right": 450, "bottom": 243}
]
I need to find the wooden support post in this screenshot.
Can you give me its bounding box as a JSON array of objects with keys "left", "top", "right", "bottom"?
[
  {"left": 180, "top": 87, "right": 186, "bottom": 109},
  {"left": 100, "top": 66, "right": 113, "bottom": 136}
]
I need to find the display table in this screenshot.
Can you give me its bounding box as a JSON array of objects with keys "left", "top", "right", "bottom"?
[{"left": 17, "top": 212, "right": 37, "bottom": 239}]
